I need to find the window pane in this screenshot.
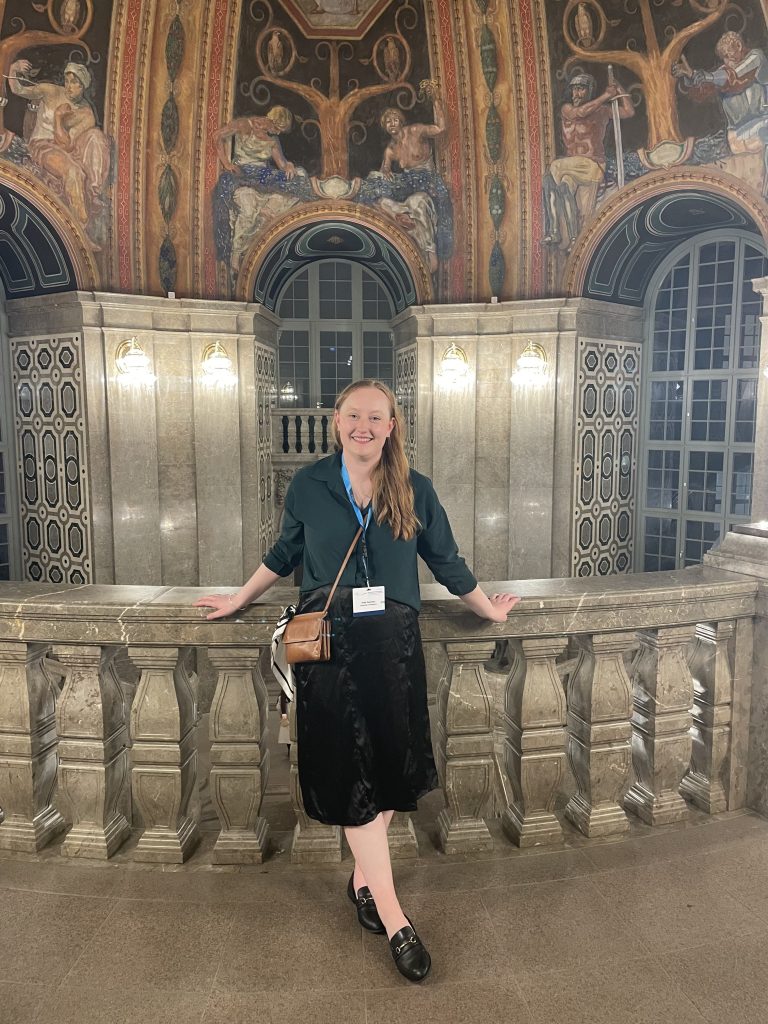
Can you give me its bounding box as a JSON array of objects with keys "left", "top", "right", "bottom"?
[
  {"left": 734, "top": 378, "right": 757, "bottom": 443},
  {"left": 686, "top": 450, "right": 723, "bottom": 513},
  {"left": 690, "top": 379, "right": 727, "bottom": 442},
  {"left": 649, "top": 381, "right": 683, "bottom": 441},
  {"left": 739, "top": 249, "right": 766, "bottom": 368},
  {"left": 0, "top": 524, "right": 8, "bottom": 581},
  {"left": 731, "top": 452, "right": 754, "bottom": 516},
  {"left": 319, "top": 330, "right": 353, "bottom": 407},
  {"left": 319, "top": 262, "right": 353, "bottom": 320},
  {"left": 278, "top": 269, "right": 309, "bottom": 319},
  {"left": 694, "top": 241, "right": 734, "bottom": 370},
  {"left": 684, "top": 520, "right": 721, "bottom": 567},
  {"left": 277, "top": 329, "right": 310, "bottom": 407},
  {"left": 362, "top": 271, "right": 393, "bottom": 320},
  {"left": 362, "top": 331, "right": 394, "bottom": 386},
  {"left": 646, "top": 449, "right": 680, "bottom": 510},
  {"left": 643, "top": 516, "right": 677, "bottom": 571},
  {"left": 652, "top": 258, "right": 689, "bottom": 372}
]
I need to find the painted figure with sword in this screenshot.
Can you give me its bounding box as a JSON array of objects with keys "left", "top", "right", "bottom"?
[{"left": 543, "top": 66, "right": 633, "bottom": 248}]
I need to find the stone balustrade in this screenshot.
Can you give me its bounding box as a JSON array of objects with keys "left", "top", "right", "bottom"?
[
  {"left": 0, "top": 563, "right": 761, "bottom": 863},
  {"left": 271, "top": 409, "right": 332, "bottom": 456}
]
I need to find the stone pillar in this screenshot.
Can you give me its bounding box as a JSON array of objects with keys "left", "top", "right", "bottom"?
[
  {"left": 54, "top": 645, "right": 131, "bottom": 858},
  {"left": 128, "top": 646, "right": 200, "bottom": 862},
  {"left": 564, "top": 632, "right": 635, "bottom": 838},
  {"left": 207, "top": 647, "right": 270, "bottom": 864},
  {"left": 502, "top": 636, "right": 568, "bottom": 847},
  {"left": 0, "top": 642, "right": 65, "bottom": 852},
  {"left": 624, "top": 626, "right": 696, "bottom": 825},
  {"left": 288, "top": 694, "right": 342, "bottom": 863},
  {"left": 435, "top": 640, "right": 497, "bottom": 855},
  {"left": 680, "top": 621, "right": 734, "bottom": 814}
]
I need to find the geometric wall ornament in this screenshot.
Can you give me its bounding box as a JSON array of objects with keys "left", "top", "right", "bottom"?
[
  {"left": 255, "top": 342, "right": 277, "bottom": 558},
  {"left": 11, "top": 335, "right": 92, "bottom": 583},
  {"left": 395, "top": 343, "right": 418, "bottom": 468},
  {"left": 571, "top": 339, "right": 641, "bottom": 577}
]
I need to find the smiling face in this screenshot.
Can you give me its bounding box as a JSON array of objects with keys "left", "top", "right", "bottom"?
[{"left": 334, "top": 386, "right": 395, "bottom": 465}]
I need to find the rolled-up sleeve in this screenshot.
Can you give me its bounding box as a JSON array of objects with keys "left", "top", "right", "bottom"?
[
  {"left": 263, "top": 480, "right": 304, "bottom": 577},
  {"left": 416, "top": 480, "right": 477, "bottom": 596}
]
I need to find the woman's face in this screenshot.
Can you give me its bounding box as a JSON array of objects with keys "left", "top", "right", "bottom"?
[{"left": 334, "top": 386, "right": 395, "bottom": 463}]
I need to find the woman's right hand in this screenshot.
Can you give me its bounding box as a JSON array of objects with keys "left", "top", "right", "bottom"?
[{"left": 193, "top": 594, "right": 240, "bottom": 620}]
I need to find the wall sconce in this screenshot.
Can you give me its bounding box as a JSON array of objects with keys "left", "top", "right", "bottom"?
[
  {"left": 511, "top": 341, "right": 549, "bottom": 386},
  {"left": 280, "top": 380, "right": 299, "bottom": 403},
  {"left": 115, "top": 336, "right": 155, "bottom": 383},
  {"left": 439, "top": 342, "right": 469, "bottom": 383},
  {"left": 201, "top": 341, "right": 235, "bottom": 383}
]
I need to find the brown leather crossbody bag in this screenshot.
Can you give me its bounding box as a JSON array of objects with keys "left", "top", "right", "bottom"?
[{"left": 282, "top": 526, "right": 363, "bottom": 665}]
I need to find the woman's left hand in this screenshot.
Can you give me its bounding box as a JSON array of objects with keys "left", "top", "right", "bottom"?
[{"left": 486, "top": 593, "right": 520, "bottom": 622}]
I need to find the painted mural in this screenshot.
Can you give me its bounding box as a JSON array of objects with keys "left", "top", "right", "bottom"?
[
  {"left": 0, "top": 0, "right": 113, "bottom": 256},
  {"left": 213, "top": 0, "right": 451, "bottom": 291},
  {"left": 544, "top": 0, "right": 768, "bottom": 254}
]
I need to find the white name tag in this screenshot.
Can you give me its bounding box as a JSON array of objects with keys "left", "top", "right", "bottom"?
[{"left": 353, "top": 586, "right": 386, "bottom": 616}]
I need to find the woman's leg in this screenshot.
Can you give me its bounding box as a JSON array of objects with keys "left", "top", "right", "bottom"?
[
  {"left": 352, "top": 809, "right": 395, "bottom": 890},
  {"left": 344, "top": 812, "right": 408, "bottom": 938}
]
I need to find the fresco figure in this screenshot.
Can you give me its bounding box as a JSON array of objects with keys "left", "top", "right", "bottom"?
[
  {"left": 673, "top": 31, "right": 768, "bottom": 194},
  {"left": 543, "top": 71, "right": 633, "bottom": 248},
  {"left": 213, "top": 106, "right": 313, "bottom": 277},
  {"left": 7, "top": 59, "right": 110, "bottom": 247},
  {"left": 359, "top": 87, "right": 452, "bottom": 273}
]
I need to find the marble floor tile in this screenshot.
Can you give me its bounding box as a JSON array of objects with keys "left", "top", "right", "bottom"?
[
  {"left": 203, "top": 990, "right": 366, "bottom": 1024},
  {"left": 0, "top": 889, "right": 115, "bottom": 985},
  {"left": 516, "top": 957, "right": 706, "bottom": 1024},
  {"left": 64, "top": 898, "right": 235, "bottom": 992},
  {"left": 588, "top": 857, "right": 765, "bottom": 952},
  {"left": 34, "top": 983, "right": 207, "bottom": 1024},
  {"left": 362, "top": 891, "right": 506, "bottom": 989},
  {"left": 482, "top": 877, "right": 649, "bottom": 976},
  {"left": 0, "top": 858, "right": 126, "bottom": 898},
  {"left": 364, "top": 980, "right": 533, "bottom": 1024},
  {"left": 663, "top": 931, "right": 768, "bottom": 1024},
  {"left": 214, "top": 895, "right": 365, "bottom": 993},
  {"left": 0, "top": 981, "right": 50, "bottom": 1024}
]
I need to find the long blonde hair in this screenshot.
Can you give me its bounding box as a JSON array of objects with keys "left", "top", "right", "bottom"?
[{"left": 331, "top": 379, "right": 418, "bottom": 541}]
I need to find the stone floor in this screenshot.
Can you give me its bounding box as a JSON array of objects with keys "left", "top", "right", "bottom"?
[{"left": 2, "top": 804, "right": 768, "bottom": 1024}]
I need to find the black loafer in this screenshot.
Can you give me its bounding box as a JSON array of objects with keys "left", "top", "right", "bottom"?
[
  {"left": 389, "top": 921, "right": 431, "bottom": 983},
  {"left": 347, "top": 873, "right": 386, "bottom": 934}
]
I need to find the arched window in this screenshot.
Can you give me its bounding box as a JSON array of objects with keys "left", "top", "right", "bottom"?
[
  {"left": 639, "top": 231, "right": 766, "bottom": 571},
  {"left": 276, "top": 260, "right": 395, "bottom": 408}
]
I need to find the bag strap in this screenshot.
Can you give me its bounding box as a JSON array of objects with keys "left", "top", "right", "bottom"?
[{"left": 321, "top": 526, "right": 363, "bottom": 614}]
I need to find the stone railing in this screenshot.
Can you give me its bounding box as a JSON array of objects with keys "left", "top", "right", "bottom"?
[
  {"left": 0, "top": 565, "right": 759, "bottom": 866},
  {"left": 271, "top": 409, "right": 332, "bottom": 456}
]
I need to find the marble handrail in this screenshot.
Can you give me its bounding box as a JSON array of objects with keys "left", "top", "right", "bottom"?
[{"left": 0, "top": 565, "right": 758, "bottom": 864}]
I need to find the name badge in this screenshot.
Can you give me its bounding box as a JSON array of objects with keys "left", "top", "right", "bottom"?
[{"left": 353, "top": 586, "right": 386, "bottom": 616}]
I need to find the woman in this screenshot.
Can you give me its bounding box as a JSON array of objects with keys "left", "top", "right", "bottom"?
[{"left": 195, "top": 380, "right": 519, "bottom": 982}]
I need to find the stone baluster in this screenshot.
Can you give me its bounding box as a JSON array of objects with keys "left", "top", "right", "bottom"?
[
  {"left": 435, "top": 640, "right": 497, "bottom": 854},
  {"left": 501, "top": 636, "right": 568, "bottom": 847},
  {"left": 128, "top": 646, "right": 200, "bottom": 862},
  {"left": 387, "top": 811, "right": 419, "bottom": 859},
  {"left": 288, "top": 694, "right": 342, "bottom": 863},
  {"left": 54, "top": 645, "right": 131, "bottom": 858},
  {"left": 207, "top": 646, "right": 270, "bottom": 863},
  {"left": 0, "top": 642, "right": 64, "bottom": 852},
  {"left": 680, "top": 621, "right": 734, "bottom": 814},
  {"left": 564, "top": 632, "right": 635, "bottom": 837},
  {"left": 624, "top": 626, "right": 696, "bottom": 825}
]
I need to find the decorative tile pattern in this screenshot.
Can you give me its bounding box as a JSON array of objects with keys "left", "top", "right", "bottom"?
[
  {"left": 11, "top": 336, "right": 91, "bottom": 583},
  {"left": 572, "top": 341, "right": 640, "bottom": 577},
  {"left": 395, "top": 344, "right": 417, "bottom": 468}
]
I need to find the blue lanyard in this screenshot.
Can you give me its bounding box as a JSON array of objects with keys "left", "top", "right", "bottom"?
[
  {"left": 340, "top": 456, "right": 372, "bottom": 532},
  {"left": 341, "top": 456, "right": 372, "bottom": 586}
]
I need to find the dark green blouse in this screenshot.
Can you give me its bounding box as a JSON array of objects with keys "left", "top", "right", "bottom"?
[{"left": 263, "top": 452, "right": 477, "bottom": 611}]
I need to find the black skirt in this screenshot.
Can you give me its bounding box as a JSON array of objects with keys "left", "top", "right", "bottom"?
[{"left": 294, "top": 586, "right": 439, "bottom": 827}]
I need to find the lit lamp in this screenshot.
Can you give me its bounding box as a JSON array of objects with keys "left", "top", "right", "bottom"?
[
  {"left": 115, "top": 337, "right": 155, "bottom": 383},
  {"left": 439, "top": 342, "right": 469, "bottom": 383},
  {"left": 201, "top": 341, "right": 235, "bottom": 383},
  {"left": 280, "top": 380, "right": 298, "bottom": 403},
  {"left": 511, "top": 340, "right": 548, "bottom": 386}
]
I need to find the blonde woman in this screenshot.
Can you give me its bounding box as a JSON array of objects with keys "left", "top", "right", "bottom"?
[{"left": 196, "top": 380, "right": 519, "bottom": 982}]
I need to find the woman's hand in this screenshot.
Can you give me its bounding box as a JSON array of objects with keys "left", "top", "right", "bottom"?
[
  {"left": 486, "top": 593, "right": 521, "bottom": 622},
  {"left": 193, "top": 594, "right": 241, "bottom": 620}
]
